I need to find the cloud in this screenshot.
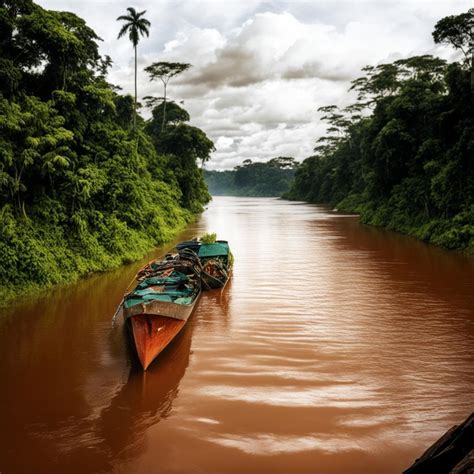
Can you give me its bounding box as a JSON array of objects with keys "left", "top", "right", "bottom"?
[
  {"left": 215, "top": 136, "right": 234, "bottom": 150},
  {"left": 281, "top": 62, "right": 353, "bottom": 82},
  {"left": 37, "top": 0, "right": 471, "bottom": 170}
]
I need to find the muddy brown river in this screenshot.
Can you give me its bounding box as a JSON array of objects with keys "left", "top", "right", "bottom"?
[{"left": 0, "top": 197, "right": 473, "bottom": 474}]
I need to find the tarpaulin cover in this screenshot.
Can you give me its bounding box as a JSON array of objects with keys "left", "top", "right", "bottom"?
[
  {"left": 124, "top": 294, "right": 173, "bottom": 308},
  {"left": 198, "top": 242, "right": 229, "bottom": 258},
  {"left": 136, "top": 272, "right": 188, "bottom": 289},
  {"left": 124, "top": 271, "right": 194, "bottom": 308}
]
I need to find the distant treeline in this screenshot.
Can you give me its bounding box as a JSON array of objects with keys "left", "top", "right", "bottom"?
[
  {"left": 205, "top": 157, "right": 298, "bottom": 196},
  {"left": 0, "top": 1, "right": 212, "bottom": 302},
  {"left": 284, "top": 10, "right": 473, "bottom": 253}
]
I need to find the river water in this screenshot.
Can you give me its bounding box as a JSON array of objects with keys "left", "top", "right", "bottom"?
[{"left": 0, "top": 197, "right": 473, "bottom": 474}]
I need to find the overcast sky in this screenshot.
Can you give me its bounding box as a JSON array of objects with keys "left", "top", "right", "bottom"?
[{"left": 38, "top": 0, "right": 469, "bottom": 170}]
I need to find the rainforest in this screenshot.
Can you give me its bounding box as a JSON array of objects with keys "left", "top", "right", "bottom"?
[
  {"left": 0, "top": 3, "right": 473, "bottom": 473},
  {"left": 205, "top": 157, "right": 297, "bottom": 197},
  {"left": 284, "top": 10, "right": 473, "bottom": 253},
  {"left": 0, "top": 1, "right": 212, "bottom": 303},
  {"left": 0, "top": 3, "right": 472, "bottom": 306}
]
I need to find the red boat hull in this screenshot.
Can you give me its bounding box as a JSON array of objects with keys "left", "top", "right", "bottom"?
[{"left": 130, "top": 315, "right": 186, "bottom": 370}]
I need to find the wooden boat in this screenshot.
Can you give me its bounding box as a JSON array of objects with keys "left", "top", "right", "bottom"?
[
  {"left": 122, "top": 250, "right": 202, "bottom": 370},
  {"left": 177, "top": 239, "right": 233, "bottom": 289},
  {"left": 119, "top": 237, "right": 233, "bottom": 370}
]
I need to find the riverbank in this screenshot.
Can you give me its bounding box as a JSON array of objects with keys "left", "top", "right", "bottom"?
[
  {"left": 0, "top": 206, "right": 193, "bottom": 307},
  {"left": 0, "top": 1, "right": 215, "bottom": 307},
  {"left": 339, "top": 195, "right": 474, "bottom": 255},
  {"left": 283, "top": 193, "right": 474, "bottom": 256},
  {"left": 282, "top": 16, "right": 473, "bottom": 257}
]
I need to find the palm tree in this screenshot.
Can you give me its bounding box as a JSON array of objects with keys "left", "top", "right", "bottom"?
[{"left": 117, "top": 7, "right": 150, "bottom": 128}]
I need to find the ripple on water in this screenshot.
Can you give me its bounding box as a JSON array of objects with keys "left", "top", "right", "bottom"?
[{"left": 0, "top": 197, "right": 473, "bottom": 474}]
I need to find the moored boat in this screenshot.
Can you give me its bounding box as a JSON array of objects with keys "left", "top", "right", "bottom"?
[
  {"left": 122, "top": 250, "right": 202, "bottom": 370},
  {"left": 177, "top": 238, "right": 233, "bottom": 289},
  {"left": 118, "top": 235, "right": 233, "bottom": 370}
]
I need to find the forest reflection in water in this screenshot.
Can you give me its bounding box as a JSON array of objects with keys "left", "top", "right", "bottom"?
[{"left": 0, "top": 197, "right": 472, "bottom": 474}]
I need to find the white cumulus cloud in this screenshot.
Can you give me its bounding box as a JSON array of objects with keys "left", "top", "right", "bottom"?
[{"left": 38, "top": 0, "right": 471, "bottom": 169}]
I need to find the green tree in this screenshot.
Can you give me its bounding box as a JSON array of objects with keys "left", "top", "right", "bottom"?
[
  {"left": 206, "top": 158, "right": 298, "bottom": 197},
  {"left": 116, "top": 7, "right": 150, "bottom": 128},
  {"left": 143, "top": 99, "right": 212, "bottom": 212},
  {"left": 432, "top": 9, "right": 473, "bottom": 63},
  {"left": 0, "top": 0, "right": 214, "bottom": 304},
  {"left": 268, "top": 157, "right": 297, "bottom": 169},
  {"left": 286, "top": 9, "right": 474, "bottom": 253},
  {"left": 144, "top": 62, "right": 191, "bottom": 132},
  {"left": 144, "top": 99, "right": 190, "bottom": 137}
]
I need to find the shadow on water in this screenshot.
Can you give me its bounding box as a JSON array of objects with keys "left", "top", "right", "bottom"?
[
  {"left": 0, "top": 225, "right": 206, "bottom": 474},
  {"left": 0, "top": 309, "right": 195, "bottom": 474},
  {"left": 94, "top": 321, "right": 194, "bottom": 473},
  {"left": 305, "top": 206, "right": 474, "bottom": 310}
]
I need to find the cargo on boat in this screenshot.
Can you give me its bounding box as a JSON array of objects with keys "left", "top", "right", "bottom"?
[
  {"left": 119, "top": 237, "right": 232, "bottom": 370},
  {"left": 177, "top": 239, "right": 233, "bottom": 289}
]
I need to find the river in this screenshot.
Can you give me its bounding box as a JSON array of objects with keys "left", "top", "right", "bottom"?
[{"left": 0, "top": 196, "right": 473, "bottom": 474}]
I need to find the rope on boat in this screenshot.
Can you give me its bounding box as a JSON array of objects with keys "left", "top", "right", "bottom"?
[
  {"left": 111, "top": 302, "right": 123, "bottom": 328},
  {"left": 177, "top": 247, "right": 222, "bottom": 290},
  {"left": 111, "top": 273, "right": 139, "bottom": 328}
]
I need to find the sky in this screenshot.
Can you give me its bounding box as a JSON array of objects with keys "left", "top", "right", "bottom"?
[{"left": 38, "top": 0, "right": 469, "bottom": 170}]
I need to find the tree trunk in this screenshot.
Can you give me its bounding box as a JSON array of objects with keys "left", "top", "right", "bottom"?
[
  {"left": 161, "top": 83, "right": 167, "bottom": 133},
  {"left": 134, "top": 44, "right": 137, "bottom": 129},
  {"left": 21, "top": 200, "right": 27, "bottom": 219}
]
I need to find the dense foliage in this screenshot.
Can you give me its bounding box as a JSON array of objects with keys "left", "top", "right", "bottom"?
[
  {"left": 145, "top": 100, "right": 212, "bottom": 212},
  {"left": 285, "top": 10, "right": 474, "bottom": 253},
  {"left": 0, "top": 0, "right": 212, "bottom": 303},
  {"left": 205, "top": 157, "right": 297, "bottom": 196}
]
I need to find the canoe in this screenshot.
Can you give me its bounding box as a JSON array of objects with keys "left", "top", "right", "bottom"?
[{"left": 123, "top": 251, "right": 201, "bottom": 370}]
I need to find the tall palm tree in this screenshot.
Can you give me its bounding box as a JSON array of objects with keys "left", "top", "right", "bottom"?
[{"left": 117, "top": 7, "right": 150, "bottom": 129}]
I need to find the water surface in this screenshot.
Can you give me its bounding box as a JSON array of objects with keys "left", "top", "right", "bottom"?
[{"left": 0, "top": 197, "right": 473, "bottom": 473}]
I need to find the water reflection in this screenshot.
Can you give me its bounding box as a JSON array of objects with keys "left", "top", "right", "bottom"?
[
  {"left": 0, "top": 304, "right": 194, "bottom": 474},
  {"left": 97, "top": 322, "right": 193, "bottom": 469}
]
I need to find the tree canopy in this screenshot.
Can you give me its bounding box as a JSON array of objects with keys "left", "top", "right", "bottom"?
[
  {"left": 432, "top": 9, "right": 473, "bottom": 61},
  {"left": 117, "top": 7, "right": 150, "bottom": 47},
  {"left": 145, "top": 104, "right": 213, "bottom": 211},
  {"left": 0, "top": 0, "right": 211, "bottom": 302},
  {"left": 116, "top": 7, "right": 150, "bottom": 128},
  {"left": 205, "top": 158, "right": 298, "bottom": 197},
  {"left": 285, "top": 9, "right": 473, "bottom": 253},
  {"left": 145, "top": 61, "right": 192, "bottom": 131}
]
